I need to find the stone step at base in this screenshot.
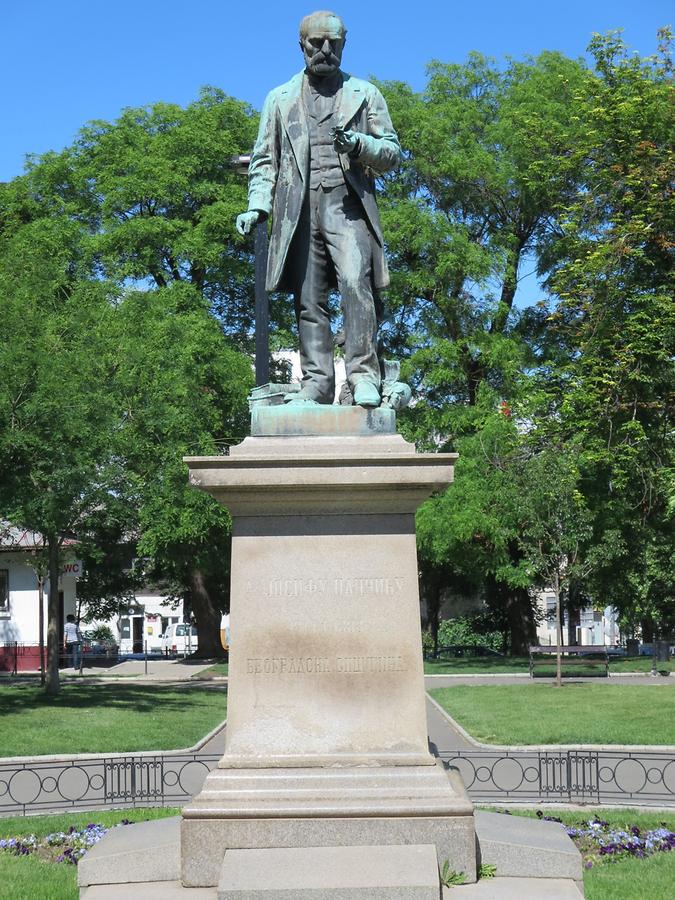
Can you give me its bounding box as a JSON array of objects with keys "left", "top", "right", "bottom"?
[
  {"left": 444, "top": 876, "right": 584, "bottom": 899},
  {"left": 217, "top": 844, "right": 439, "bottom": 898},
  {"left": 81, "top": 874, "right": 584, "bottom": 900}
]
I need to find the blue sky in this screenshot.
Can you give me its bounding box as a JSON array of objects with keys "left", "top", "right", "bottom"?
[{"left": 2, "top": 0, "right": 670, "bottom": 183}]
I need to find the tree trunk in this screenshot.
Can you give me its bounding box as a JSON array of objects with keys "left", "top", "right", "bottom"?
[
  {"left": 189, "top": 568, "right": 225, "bottom": 659},
  {"left": 484, "top": 571, "right": 536, "bottom": 656},
  {"left": 504, "top": 588, "right": 537, "bottom": 656},
  {"left": 424, "top": 568, "right": 442, "bottom": 655},
  {"left": 45, "top": 535, "right": 61, "bottom": 696},
  {"left": 554, "top": 570, "right": 562, "bottom": 688},
  {"left": 490, "top": 244, "right": 523, "bottom": 335},
  {"left": 640, "top": 617, "right": 654, "bottom": 643},
  {"left": 38, "top": 574, "right": 46, "bottom": 686}
]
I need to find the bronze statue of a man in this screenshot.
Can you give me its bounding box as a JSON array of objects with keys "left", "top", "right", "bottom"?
[{"left": 236, "top": 10, "right": 401, "bottom": 408}]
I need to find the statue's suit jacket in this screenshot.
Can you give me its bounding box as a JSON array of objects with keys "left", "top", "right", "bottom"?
[{"left": 247, "top": 70, "right": 402, "bottom": 293}]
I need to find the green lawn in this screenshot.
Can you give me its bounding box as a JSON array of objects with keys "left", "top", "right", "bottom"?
[
  {"left": 585, "top": 850, "right": 675, "bottom": 900},
  {"left": 425, "top": 656, "right": 531, "bottom": 674},
  {"left": 0, "top": 683, "right": 227, "bottom": 757},
  {"left": 192, "top": 662, "right": 229, "bottom": 679},
  {"left": 424, "top": 655, "right": 671, "bottom": 675},
  {"left": 0, "top": 808, "right": 178, "bottom": 900},
  {"left": 429, "top": 683, "right": 675, "bottom": 744}
]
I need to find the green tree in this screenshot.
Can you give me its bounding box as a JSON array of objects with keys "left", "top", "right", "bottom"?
[
  {"left": 31, "top": 88, "right": 261, "bottom": 342},
  {"left": 112, "top": 286, "right": 252, "bottom": 657},
  {"left": 377, "top": 51, "right": 588, "bottom": 439},
  {"left": 416, "top": 391, "right": 539, "bottom": 654},
  {"left": 377, "top": 53, "right": 590, "bottom": 651},
  {"left": 10, "top": 90, "right": 264, "bottom": 655},
  {"left": 0, "top": 179, "right": 123, "bottom": 694},
  {"left": 540, "top": 30, "right": 674, "bottom": 637},
  {"left": 515, "top": 449, "right": 594, "bottom": 686}
]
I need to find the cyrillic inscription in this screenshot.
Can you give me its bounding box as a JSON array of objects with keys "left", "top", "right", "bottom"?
[
  {"left": 245, "top": 655, "right": 406, "bottom": 675},
  {"left": 244, "top": 577, "right": 405, "bottom": 598},
  {"left": 336, "top": 656, "right": 405, "bottom": 673},
  {"left": 246, "top": 657, "right": 331, "bottom": 674}
]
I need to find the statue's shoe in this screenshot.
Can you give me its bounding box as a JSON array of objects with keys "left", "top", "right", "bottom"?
[
  {"left": 284, "top": 393, "right": 321, "bottom": 406},
  {"left": 353, "top": 382, "right": 381, "bottom": 408}
]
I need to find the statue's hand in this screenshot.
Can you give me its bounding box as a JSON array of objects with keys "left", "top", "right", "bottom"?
[
  {"left": 236, "top": 210, "right": 261, "bottom": 236},
  {"left": 333, "top": 128, "right": 360, "bottom": 155}
]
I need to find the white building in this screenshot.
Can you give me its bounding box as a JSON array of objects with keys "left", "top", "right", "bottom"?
[
  {"left": 0, "top": 527, "right": 79, "bottom": 671},
  {"left": 112, "top": 593, "right": 183, "bottom": 655},
  {"left": 535, "top": 590, "right": 620, "bottom": 646},
  {"left": 1, "top": 526, "right": 184, "bottom": 668}
]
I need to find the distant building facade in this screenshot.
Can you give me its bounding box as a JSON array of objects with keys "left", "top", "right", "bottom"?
[
  {"left": 0, "top": 527, "right": 79, "bottom": 670},
  {"left": 535, "top": 590, "right": 621, "bottom": 646},
  {"left": 0, "top": 525, "right": 184, "bottom": 669}
]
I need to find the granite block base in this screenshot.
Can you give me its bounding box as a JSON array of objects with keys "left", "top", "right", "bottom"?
[{"left": 181, "top": 763, "right": 475, "bottom": 887}]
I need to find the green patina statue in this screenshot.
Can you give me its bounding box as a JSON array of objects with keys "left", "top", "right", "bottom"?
[{"left": 236, "top": 10, "right": 403, "bottom": 409}]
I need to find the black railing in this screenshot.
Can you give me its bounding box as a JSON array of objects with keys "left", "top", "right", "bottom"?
[
  {"left": 0, "top": 753, "right": 221, "bottom": 816},
  {"left": 1, "top": 748, "right": 673, "bottom": 817},
  {"left": 440, "top": 749, "right": 675, "bottom": 806}
]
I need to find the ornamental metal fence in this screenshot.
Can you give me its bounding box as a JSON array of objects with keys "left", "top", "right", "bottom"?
[
  {"left": 1, "top": 748, "right": 673, "bottom": 817},
  {"left": 0, "top": 753, "right": 222, "bottom": 816},
  {"left": 439, "top": 749, "right": 675, "bottom": 807}
]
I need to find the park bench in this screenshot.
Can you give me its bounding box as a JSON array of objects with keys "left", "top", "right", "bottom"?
[{"left": 529, "top": 645, "right": 609, "bottom": 678}]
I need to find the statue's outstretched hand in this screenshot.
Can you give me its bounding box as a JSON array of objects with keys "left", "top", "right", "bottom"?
[
  {"left": 236, "top": 210, "right": 261, "bottom": 236},
  {"left": 332, "top": 128, "right": 360, "bottom": 155}
]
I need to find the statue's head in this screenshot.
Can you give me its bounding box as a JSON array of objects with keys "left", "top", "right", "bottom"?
[{"left": 299, "top": 10, "right": 346, "bottom": 77}]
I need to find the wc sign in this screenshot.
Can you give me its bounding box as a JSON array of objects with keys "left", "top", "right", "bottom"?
[{"left": 61, "top": 560, "right": 83, "bottom": 578}]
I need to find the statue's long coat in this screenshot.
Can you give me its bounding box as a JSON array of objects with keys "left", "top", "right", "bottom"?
[{"left": 247, "top": 70, "right": 402, "bottom": 293}]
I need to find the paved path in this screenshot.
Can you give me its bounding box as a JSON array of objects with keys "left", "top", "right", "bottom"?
[{"left": 61, "top": 658, "right": 215, "bottom": 681}]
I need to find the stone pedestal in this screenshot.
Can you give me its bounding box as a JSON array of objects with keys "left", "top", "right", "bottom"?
[{"left": 181, "top": 418, "right": 475, "bottom": 887}]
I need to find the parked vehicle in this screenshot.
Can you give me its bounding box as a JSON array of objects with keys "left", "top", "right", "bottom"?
[{"left": 161, "top": 623, "right": 198, "bottom": 656}]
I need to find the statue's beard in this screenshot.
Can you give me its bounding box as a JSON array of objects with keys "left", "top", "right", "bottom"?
[{"left": 306, "top": 52, "right": 340, "bottom": 76}]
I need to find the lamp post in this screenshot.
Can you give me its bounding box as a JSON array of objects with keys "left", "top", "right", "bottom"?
[{"left": 231, "top": 155, "right": 270, "bottom": 387}]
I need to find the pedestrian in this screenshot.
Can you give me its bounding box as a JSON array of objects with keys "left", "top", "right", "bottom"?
[{"left": 64, "top": 614, "right": 83, "bottom": 671}]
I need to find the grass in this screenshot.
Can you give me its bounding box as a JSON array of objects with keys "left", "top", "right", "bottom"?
[
  {"left": 0, "top": 808, "right": 178, "bottom": 900},
  {"left": 484, "top": 808, "right": 675, "bottom": 900},
  {"left": 429, "top": 683, "right": 675, "bottom": 744},
  {"left": 425, "top": 656, "right": 531, "bottom": 674},
  {"left": 424, "top": 655, "right": 671, "bottom": 675},
  {"left": 0, "top": 683, "right": 227, "bottom": 757},
  {"left": 585, "top": 850, "right": 675, "bottom": 900},
  {"left": 192, "top": 662, "right": 229, "bottom": 679}
]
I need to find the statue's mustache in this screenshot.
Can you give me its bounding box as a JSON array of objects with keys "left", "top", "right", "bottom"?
[{"left": 310, "top": 51, "right": 339, "bottom": 68}]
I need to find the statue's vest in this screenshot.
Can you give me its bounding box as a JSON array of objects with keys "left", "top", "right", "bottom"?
[{"left": 304, "top": 80, "right": 344, "bottom": 192}]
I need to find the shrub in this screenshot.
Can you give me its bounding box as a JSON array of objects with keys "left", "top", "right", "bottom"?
[
  {"left": 437, "top": 616, "right": 504, "bottom": 653},
  {"left": 84, "top": 624, "right": 116, "bottom": 645},
  {"left": 421, "top": 629, "right": 435, "bottom": 656}
]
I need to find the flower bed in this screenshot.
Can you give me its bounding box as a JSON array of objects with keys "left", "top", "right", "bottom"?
[
  {"left": 534, "top": 811, "right": 675, "bottom": 869},
  {"left": 1, "top": 813, "right": 673, "bottom": 876},
  {"left": 0, "top": 821, "right": 130, "bottom": 865}
]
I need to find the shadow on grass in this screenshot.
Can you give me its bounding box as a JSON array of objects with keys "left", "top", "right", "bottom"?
[
  {"left": 0, "top": 682, "right": 226, "bottom": 717},
  {"left": 425, "top": 656, "right": 530, "bottom": 673}
]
